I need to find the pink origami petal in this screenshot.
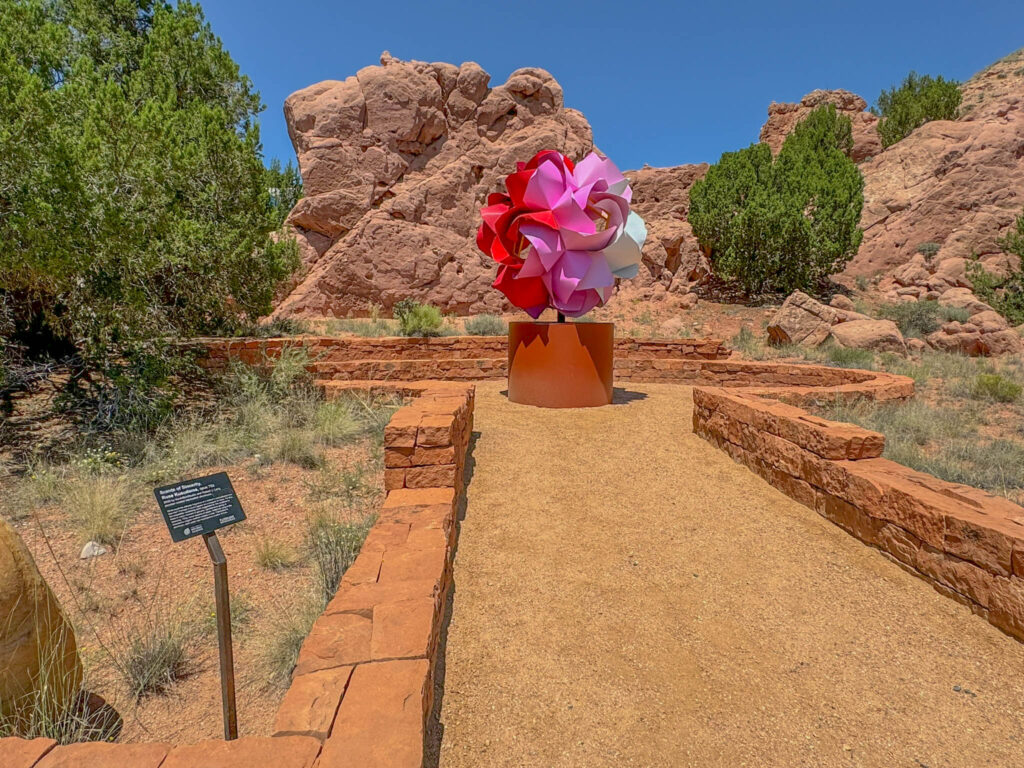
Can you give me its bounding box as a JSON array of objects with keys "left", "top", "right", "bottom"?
[{"left": 522, "top": 157, "right": 569, "bottom": 209}]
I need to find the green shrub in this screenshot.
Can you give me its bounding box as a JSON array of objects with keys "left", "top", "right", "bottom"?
[
  {"left": 464, "top": 314, "right": 507, "bottom": 336},
  {"left": 877, "top": 301, "right": 941, "bottom": 338},
  {"left": 967, "top": 211, "right": 1024, "bottom": 325},
  {"left": 871, "top": 72, "right": 962, "bottom": 148},
  {"left": 394, "top": 301, "right": 444, "bottom": 337},
  {"left": 689, "top": 105, "right": 864, "bottom": 296},
  {"left": 915, "top": 242, "right": 941, "bottom": 261},
  {"left": 939, "top": 305, "right": 971, "bottom": 323},
  {"left": 970, "top": 373, "right": 1022, "bottom": 403}
]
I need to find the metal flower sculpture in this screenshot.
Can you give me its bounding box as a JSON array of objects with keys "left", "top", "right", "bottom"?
[{"left": 477, "top": 150, "right": 647, "bottom": 318}]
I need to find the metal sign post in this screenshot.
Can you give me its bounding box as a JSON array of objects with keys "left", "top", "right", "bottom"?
[
  {"left": 154, "top": 472, "right": 247, "bottom": 740},
  {"left": 203, "top": 531, "right": 238, "bottom": 740}
]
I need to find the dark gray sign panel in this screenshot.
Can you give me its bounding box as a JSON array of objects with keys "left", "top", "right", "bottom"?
[{"left": 154, "top": 472, "right": 246, "bottom": 542}]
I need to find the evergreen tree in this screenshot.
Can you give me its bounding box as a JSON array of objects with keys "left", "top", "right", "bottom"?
[
  {"left": 871, "top": 71, "right": 962, "bottom": 148},
  {"left": 689, "top": 105, "right": 864, "bottom": 296},
  {"left": 0, "top": 0, "right": 298, "bottom": 429}
]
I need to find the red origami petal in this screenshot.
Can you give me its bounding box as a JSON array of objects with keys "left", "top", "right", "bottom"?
[{"left": 493, "top": 264, "right": 549, "bottom": 311}]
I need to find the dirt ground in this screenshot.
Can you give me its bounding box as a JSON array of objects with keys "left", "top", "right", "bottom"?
[
  {"left": 434, "top": 381, "right": 1024, "bottom": 768},
  {"left": 7, "top": 443, "right": 380, "bottom": 744}
]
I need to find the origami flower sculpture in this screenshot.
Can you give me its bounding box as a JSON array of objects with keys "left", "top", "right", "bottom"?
[{"left": 477, "top": 150, "right": 647, "bottom": 318}]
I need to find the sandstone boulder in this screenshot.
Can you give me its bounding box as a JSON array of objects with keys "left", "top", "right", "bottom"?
[
  {"left": 767, "top": 291, "right": 840, "bottom": 346},
  {"left": 829, "top": 295, "right": 856, "bottom": 311},
  {"left": 1, "top": 518, "right": 82, "bottom": 727},
  {"left": 760, "top": 90, "right": 882, "bottom": 162},
  {"left": 767, "top": 291, "right": 869, "bottom": 346},
  {"left": 829, "top": 319, "right": 907, "bottom": 355}
]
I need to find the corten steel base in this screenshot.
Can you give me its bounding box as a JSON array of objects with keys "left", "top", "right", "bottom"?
[{"left": 507, "top": 321, "right": 614, "bottom": 408}]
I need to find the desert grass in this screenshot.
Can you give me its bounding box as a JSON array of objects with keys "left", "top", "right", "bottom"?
[
  {"left": 464, "top": 314, "right": 507, "bottom": 336},
  {"left": 255, "top": 535, "right": 298, "bottom": 571},
  {"left": 306, "top": 508, "right": 376, "bottom": 608},
  {"left": 262, "top": 593, "right": 323, "bottom": 687}
]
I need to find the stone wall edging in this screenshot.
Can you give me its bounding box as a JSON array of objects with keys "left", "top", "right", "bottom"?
[
  {"left": 0, "top": 382, "right": 476, "bottom": 768},
  {"left": 692, "top": 384, "right": 1024, "bottom": 642}
]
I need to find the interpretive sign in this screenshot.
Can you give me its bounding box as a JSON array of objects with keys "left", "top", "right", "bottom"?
[{"left": 154, "top": 472, "right": 246, "bottom": 542}]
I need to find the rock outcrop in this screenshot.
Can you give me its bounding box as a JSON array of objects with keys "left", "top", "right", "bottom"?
[
  {"left": 618, "top": 163, "right": 710, "bottom": 296},
  {"left": 1, "top": 518, "right": 82, "bottom": 727},
  {"left": 928, "top": 291, "right": 1024, "bottom": 356},
  {"left": 273, "top": 53, "right": 593, "bottom": 318},
  {"left": 760, "top": 90, "right": 882, "bottom": 162},
  {"left": 843, "top": 49, "right": 1024, "bottom": 279}
]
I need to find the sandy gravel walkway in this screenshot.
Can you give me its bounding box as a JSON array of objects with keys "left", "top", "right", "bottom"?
[{"left": 432, "top": 382, "right": 1024, "bottom": 768}]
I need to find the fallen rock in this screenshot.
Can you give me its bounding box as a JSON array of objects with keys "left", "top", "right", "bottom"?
[
  {"left": 938, "top": 287, "right": 995, "bottom": 316},
  {"left": 829, "top": 319, "right": 907, "bottom": 354},
  {"left": 907, "top": 337, "right": 928, "bottom": 354},
  {"left": 768, "top": 292, "right": 839, "bottom": 346},
  {"left": 829, "top": 295, "right": 856, "bottom": 311},
  {"left": 767, "top": 291, "right": 869, "bottom": 346},
  {"left": 79, "top": 541, "right": 107, "bottom": 560},
  {"left": 679, "top": 292, "right": 699, "bottom": 309}
]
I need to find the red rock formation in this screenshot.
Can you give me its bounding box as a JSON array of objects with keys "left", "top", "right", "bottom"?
[
  {"left": 623, "top": 163, "right": 710, "bottom": 294},
  {"left": 844, "top": 49, "right": 1024, "bottom": 279},
  {"left": 273, "top": 53, "right": 593, "bottom": 318},
  {"left": 759, "top": 89, "right": 882, "bottom": 163}
]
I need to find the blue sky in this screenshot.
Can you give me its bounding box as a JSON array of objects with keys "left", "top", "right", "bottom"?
[{"left": 202, "top": 0, "right": 1024, "bottom": 170}]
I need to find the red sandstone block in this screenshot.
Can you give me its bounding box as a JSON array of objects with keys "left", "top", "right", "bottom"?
[
  {"left": 379, "top": 545, "right": 448, "bottom": 587},
  {"left": 318, "top": 659, "right": 430, "bottom": 768},
  {"left": 417, "top": 415, "right": 454, "bottom": 447},
  {"left": 371, "top": 597, "right": 438, "bottom": 660},
  {"left": 37, "top": 743, "right": 168, "bottom": 768},
  {"left": 384, "top": 412, "right": 420, "bottom": 449},
  {"left": 360, "top": 523, "right": 411, "bottom": 553},
  {"left": 814, "top": 492, "right": 886, "bottom": 549},
  {"left": 385, "top": 447, "right": 415, "bottom": 468},
  {"left": 341, "top": 548, "right": 383, "bottom": 586},
  {"left": 405, "top": 464, "right": 456, "bottom": 489},
  {"left": 384, "top": 468, "right": 406, "bottom": 490},
  {"left": 294, "top": 612, "right": 373, "bottom": 676},
  {"left": 0, "top": 738, "right": 56, "bottom": 768},
  {"left": 988, "top": 576, "right": 1024, "bottom": 640},
  {"left": 163, "top": 736, "right": 321, "bottom": 768},
  {"left": 378, "top": 504, "right": 456, "bottom": 540},
  {"left": 383, "top": 487, "right": 455, "bottom": 509},
  {"left": 944, "top": 512, "right": 1016, "bottom": 577},
  {"left": 405, "top": 525, "right": 449, "bottom": 551},
  {"left": 915, "top": 545, "right": 995, "bottom": 609},
  {"left": 273, "top": 666, "right": 353, "bottom": 739},
  {"left": 326, "top": 579, "right": 443, "bottom": 616}
]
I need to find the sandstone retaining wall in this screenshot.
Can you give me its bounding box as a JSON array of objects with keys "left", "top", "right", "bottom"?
[{"left": 693, "top": 386, "right": 1024, "bottom": 642}]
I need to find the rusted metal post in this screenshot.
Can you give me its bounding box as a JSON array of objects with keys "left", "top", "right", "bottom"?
[{"left": 203, "top": 532, "right": 238, "bottom": 740}]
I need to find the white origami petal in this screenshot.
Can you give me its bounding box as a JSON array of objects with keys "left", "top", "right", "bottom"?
[{"left": 602, "top": 211, "right": 648, "bottom": 278}]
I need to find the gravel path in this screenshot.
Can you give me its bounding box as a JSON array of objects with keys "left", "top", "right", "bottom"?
[{"left": 433, "top": 382, "right": 1024, "bottom": 768}]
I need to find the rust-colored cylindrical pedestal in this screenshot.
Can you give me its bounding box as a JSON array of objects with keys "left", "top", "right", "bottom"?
[{"left": 507, "top": 321, "right": 614, "bottom": 408}]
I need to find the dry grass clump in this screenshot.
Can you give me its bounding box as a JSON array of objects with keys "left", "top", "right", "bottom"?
[
  {"left": 255, "top": 536, "right": 298, "bottom": 571},
  {"left": 306, "top": 508, "right": 376, "bottom": 608},
  {"left": 262, "top": 594, "right": 322, "bottom": 687},
  {"left": 60, "top": 474, "right": 138, "bottom": 546}
]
